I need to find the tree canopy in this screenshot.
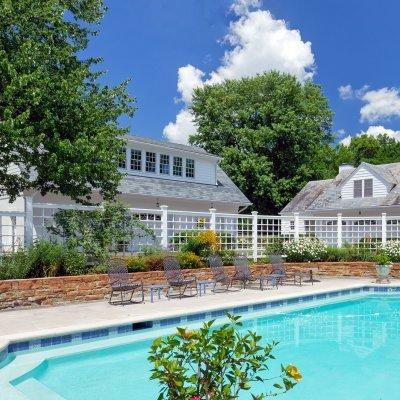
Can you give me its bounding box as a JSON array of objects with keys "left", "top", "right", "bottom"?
[
  {"left": 336, "top": 134, "right": 400, "bottom": 167},
  {"left": 190, "top": 71, "right": 333, "bottom": 214},
  {"left": 0, "top": 0, "right": 135, "bottom": 203}
]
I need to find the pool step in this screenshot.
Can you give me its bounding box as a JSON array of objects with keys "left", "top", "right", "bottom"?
[{"left": 15, "top": 378, "right": 66, "bottom": 400}]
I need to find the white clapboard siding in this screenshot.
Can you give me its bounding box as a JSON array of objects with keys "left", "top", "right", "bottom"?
[{"left": 341, "top": 166, "right": 389, "bottom": 199}]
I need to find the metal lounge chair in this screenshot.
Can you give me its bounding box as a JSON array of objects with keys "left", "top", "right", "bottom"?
[
  {"left": 163, "top": 256, "right": 198, "bottom": 299},
  {"left": 233, "top": 255, "right": 278, "bottom": 290},
  {"left": 207, "top": 254, "right": 232, "bottom": 292},
  {"left": 107, "top": 262, "right": 144, "bottom": 305},
  {"left": 268, "top": 254, "right": 302, "bottom": 286}
]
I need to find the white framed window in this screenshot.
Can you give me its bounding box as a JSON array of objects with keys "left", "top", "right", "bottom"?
[
  {"left": 145, "top": 151, "right": 156, "bottom": 173},
  {"left": 159, "top": 154, "right": 170, "bottom": 175},
  {"left": 173, "top": 156, "right": 182, "bottom": 176},
  {"left": 185, "top": 158, "right": 195, "bottom": 178},
  {"left": 353, "top": 178, "right": 373, "bottom": 198},
  {"left": 130, "top": 149, "right": 142, "bottom": 171},
  {"left": 118, "top": 148, "right": 126, "bottom": 169}
]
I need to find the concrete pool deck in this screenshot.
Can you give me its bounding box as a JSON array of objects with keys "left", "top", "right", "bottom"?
[{"left": 1, "top": 277, "right": 398, "bottom": 345}]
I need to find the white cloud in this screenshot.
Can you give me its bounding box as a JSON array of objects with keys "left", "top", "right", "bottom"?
[
  {"left": 340, "top": 125, "right": 400, "bottom": 146},
  {"left": 231, "top": 0, "right": 261, "bottom": 15},
  {"left": 338, "top": 84, "right": 400, "bottom": 123},
  {"left": 338, "top": 85, "right": 353, "bottom": 100},
  {"left": 176, "top": 65, "right": 204, "bottom": 104},
  {"left": 359, "top": 87, "right": 400, "bottom": 123},
  {"left": 163, "top": 109, "right": 197, "bottom": 144},
  {"left": 164, "top": 0, "right": 315, "bottom": 144}
]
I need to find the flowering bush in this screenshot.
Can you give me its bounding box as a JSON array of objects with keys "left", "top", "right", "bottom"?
[
  {"left": 381, "top": 240, "right": 400, "bottom": 262},
  {"left": 282, "top": 237, "right": 328, "bottom": 262},
  {"left": 181, "top": 230, "right": 220, "bottom": 257}
]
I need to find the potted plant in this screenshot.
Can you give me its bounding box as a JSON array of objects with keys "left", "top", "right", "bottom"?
[{"left": 374, "top": 251, "right": 392, "bottom": 283}]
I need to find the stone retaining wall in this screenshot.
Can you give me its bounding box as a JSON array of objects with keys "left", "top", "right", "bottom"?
[{"left": 0, "top": 262, "right": 397, "bottom": 310}]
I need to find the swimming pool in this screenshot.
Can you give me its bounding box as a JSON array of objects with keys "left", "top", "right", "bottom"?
[{"left": 2, "top": 293, "right": 400, "bottom": 399}]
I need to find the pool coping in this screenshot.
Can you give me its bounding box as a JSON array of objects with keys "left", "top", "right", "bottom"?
[{"left": 1, "top": 281, "right": 400, "bottom": 365}]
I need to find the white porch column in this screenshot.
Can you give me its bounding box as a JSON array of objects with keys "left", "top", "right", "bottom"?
[
  {"left": 382, "top": 212, "right": 387, "bottom": 248},
  {"left": 252, "top": 211, "right": 258, "bottom": 261},
  {"left": 337, "top": 213, "right": 342, "bottom": 248},
  {"left": 24, "top": 196, "right": 34, "bottom": 247},
  {"left": 209, "top": 208, "right": 216, "bottom": 232},
  {"left": 160, "top": 205, "right": 169, "bottom": 249},
  {"left": 294, "top": 212, "right": 300, "bottom": 241}
]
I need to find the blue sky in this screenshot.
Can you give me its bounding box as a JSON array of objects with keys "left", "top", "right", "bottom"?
[{"left": 87, "top": 0, "right": 400, "bottom": 145}]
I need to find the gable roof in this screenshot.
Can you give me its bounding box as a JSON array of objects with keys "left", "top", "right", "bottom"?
[
  {"left": 280, "top": 162, "right": 400, "bottom": 214},
  {"left": 118, "top": 166, "right": 251, "bottom": 206}
]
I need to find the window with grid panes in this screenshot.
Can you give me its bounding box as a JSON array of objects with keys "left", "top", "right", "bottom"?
[
  {"left": 145, "top": 152, "right": 156, "bottom": 173},
  {"left": 159, "top": 154, "right": 170, "bottom": 175},
  {"left": 173, "top": 156, "right": 182, "bottom": 176},
  {"left": 185, "top": 158, "right": 195, "bottom": 178},
  {"left": 130, "top": 149, "right": 142, "bottom": 171}
]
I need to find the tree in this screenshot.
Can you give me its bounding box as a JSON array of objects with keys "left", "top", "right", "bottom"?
[
  {"left": 148, "top": 314, "right": 301, "bottom": 400},
  {"left": 0, "top": 0, "right": 135, "bottom": 203},
  {"left": 48, "top": 202, "right": 154, "bottom": 264},
  {"left": 336, "top": 134, "right": 400, "bottom": 167},
  {"left": 190, "top": 71, "right": 333, "bottom": 214}
]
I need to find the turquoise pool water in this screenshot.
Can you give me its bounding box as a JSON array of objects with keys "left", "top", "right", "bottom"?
[{"left": 11, "top": 295, "right": 400, "bottom": 399}]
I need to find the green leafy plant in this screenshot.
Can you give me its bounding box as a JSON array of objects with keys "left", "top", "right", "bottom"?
[
  {"left": 375, "top": 251, "right": 391, "bottom": 266},
  {"left": 0, "top": 240, "right": 86, "bottom": 280},
  {"left": 48, "top": 202, "right": 154, "bottom": 265},
  {"left": 177, "top": 251, "right": 205, "bottom": 269},
  {"left": 148, "top": 314, "right": 301, "bottom": 400}
]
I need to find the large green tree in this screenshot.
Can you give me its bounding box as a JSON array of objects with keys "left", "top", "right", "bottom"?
[
  {"left": 0, "top": 0, "right": 135, "bottom": 203},
  {"left": 190, "top": 71, "right": 333, "bottom": 214},
  {"left": 336, "top": 134, "right": 400, "bottom": 167}
]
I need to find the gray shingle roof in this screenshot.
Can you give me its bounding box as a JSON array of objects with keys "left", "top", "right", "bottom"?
[
  {"left": 118, "top": 166, "right": 251, "bottom": 205},
  {"left": 281, "top": 162, "right": 400, "bottom": 214}
]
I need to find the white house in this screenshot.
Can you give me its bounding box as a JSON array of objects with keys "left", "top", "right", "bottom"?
[
  {"left": 281, "top": 162, "right": 400, "bottom": 217},
  {"left": 0, "top": 135, "right": 251, "bottom": 250},
  {"left": 280, "top": 162, "right": 400, "bottom": 244}
]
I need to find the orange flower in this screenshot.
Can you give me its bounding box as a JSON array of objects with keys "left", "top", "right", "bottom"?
[{"left": 286, "top": 364, "right": 302, "bottom": 381}]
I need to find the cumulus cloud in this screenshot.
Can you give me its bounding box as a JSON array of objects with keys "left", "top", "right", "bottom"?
[
  {"left": 231, "top": 0, "right": 261, "bottom": 15},
  {"left": 340, "top": 125, "right": 400, "bottom": 146},
  {"left": 163, "top": 109, "right": 197, "bottom": 145},
  {"left": 359, "top": 87, "right": 400, "bottom": 123},
  {"left": 338, "top": 85, "right": 353, "bottom": 100},
  {"left": 338, "top": 84, "right": 400, "bottom": 123},
  {"left": 163, "top": 0, "right": 315, "bottom": 144}
]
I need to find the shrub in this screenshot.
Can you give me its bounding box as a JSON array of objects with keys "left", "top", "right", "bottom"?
[
  {"left": 181, "top": 230, "right": 220, "bottom": 258},
  {"left": 124, "top": 255, "right": 149, "bottom": 272},
  {"left": 382, "top": 240, "right": 400, "bottom": 262},
  {"left": 282, "top": 237, "right": 327, "bottom": 262},
  {"left": 48, "top": 201, "right": 155, "bottom": 265},
  {"left": 218, "top": 249, "right": 236, "bottom": 266},
  {"left": 176, "top": 251, "right": 205, "bottom": 269},
  {"left": 0, "top": 240, "right": 87, "bottom": 280},
  {"left": 374, "top": 251, "right": 391, "bottom": 265},
  {"left": 148, "top": 314, "right": 301, "bottom": 400}
]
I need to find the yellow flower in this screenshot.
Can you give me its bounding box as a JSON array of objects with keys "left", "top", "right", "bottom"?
[
  {"left": 286, "top": 364, "right": 302, "bottom": 381},
  {"left": 198, "top": 230, "right": 220, "bottom": 252}
]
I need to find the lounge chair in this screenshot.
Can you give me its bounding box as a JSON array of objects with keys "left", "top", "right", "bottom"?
[
  {"left": 268, "top": 254, "right": 303, "bottom": 286},
  {"left": 207, "top": 254, "right": 233, "bottom": 292},
  {"left": 163, "top": 256, "right": 198, "bottom": 299},
  {"left": 233, "top": 255, "right": 278, "bottom": 290},
  {"left": 107, "top": 262, "right": 144, "bottom": 305}
]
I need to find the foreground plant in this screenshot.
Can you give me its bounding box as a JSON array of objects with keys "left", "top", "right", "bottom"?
[{"left": 148, "top": 314, "right": 301, "bottom": 400}]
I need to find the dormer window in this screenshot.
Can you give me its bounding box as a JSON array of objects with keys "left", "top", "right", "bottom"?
[
  {"left": 173, "top": 156, "right": 183, "bottom": 176},
  {"left": 130, "top": 149, "right": 142, "bottom": 171},
  {"left": 160, "top": 154, "right": 170, "bottom": 175},
  {"left": 354, "top": 178, "right": 373, "bottom": 198},
  {"left": 186, "top": 158, "right": 195, "bottom": 178},
  {"left": 145, "top": 151, "right": 156, "bottom": 173},
  {"left": 118, "top": 148, "right": 126, "bottom": 169}
]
